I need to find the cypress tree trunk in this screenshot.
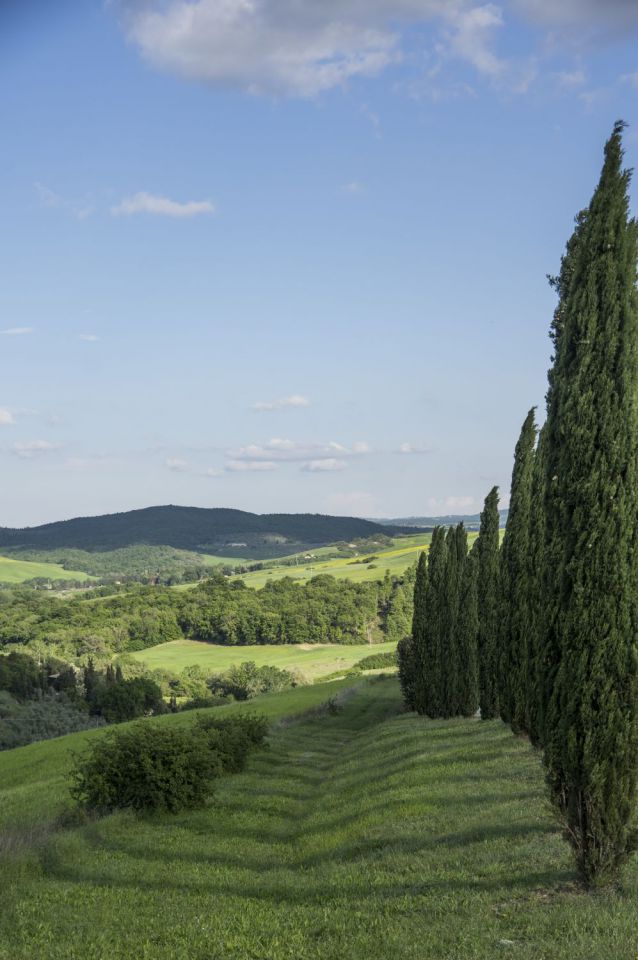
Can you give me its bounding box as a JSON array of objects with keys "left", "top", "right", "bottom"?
[
  {"left": 477, "top": 487, "right": 500, "bottom": 719},
  {"left": 499, "top": 409, "right": 537, "bottom": 731},
  {"left": 411, "top": 552, "right": 428, "bottom": 715},
  {"left": 456, "top": 544, "right": 480, "bottom": 716},
  {"left": 542, "top": 122, "right": 638, "bottom": 886}
]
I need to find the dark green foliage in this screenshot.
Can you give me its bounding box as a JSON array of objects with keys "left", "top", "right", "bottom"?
[
  {"left": 0, "top": 651, "right": 44, "bottom": 700},
  {"left": 95, "top": 677, "right": 164, "bottom": 724},
  {"left": 477, "top": 487, "right": 500, "bottom": 719},
  {"left": 383, "top": 565, "right": 415, "bottom": 643},
  {"left": 441, "top": 524, "right": 467, "bottom": 717},
  {"left": 456, "top": 546, "right": 480, "bottom": 716},
  {"left": 527, "top": 426, "right": 548, "bottom": 747},
  {"left": 71, "top": 712, "right": 269, "bottom": 814},
  {"left": 353, "top": 651, "right": 397, "bottom": 670},
  {"left": 0, "top": 696, "right": 103, "bottom": 751},
  {"left": 71, "top": 724, "right": 221, "bottom": 814},
  {"left": 410, "top": 550, "right": 429, "bottom": 715},
  {"left": 195, "top": 713, "right": 269, "bottom": 773},
  {"left": 208, "top": 661, "right": 298, "bottom": 701},
  {"left": 414, "top": 529, "right": 449, "bottom": 717},
  {"left": 499, "top": 409, "right": 537, "bottom": 731},
  {"left": 397, "top": 635, "right": 417, "bottom": 710},
  {"left": 0, "top": 504, "right": 414, "bottom": 556},
  {"left": 540, "top": 122, "right": 638, "bottom": 886}
]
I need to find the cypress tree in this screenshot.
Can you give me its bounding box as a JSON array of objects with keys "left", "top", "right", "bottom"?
[
  {"left": 477, "top": 486, "right": 500, "bottom": 719},
  {"left": 499, "top": 408, "right": 537, "bottom": 731},
  {"left": 456, "top": 544, "right": 480, "bottom": 716},
  {"left": 542, "top": 122, "right": 638, "bottom": 886},
  {"left": 397, "top": 635, "right": 417, "bottom": 711},
  {"left": 442, "top": 523, "right": 467, "bottom": 716},
  {"left": 411, "top": 551, "right": 428, "bottom": 715},
  {"left": 526, "top": 424, "right": 548, "bottom": 747},
  {"left": 421, "top": 527, "right": 448, "bottom": 717}
]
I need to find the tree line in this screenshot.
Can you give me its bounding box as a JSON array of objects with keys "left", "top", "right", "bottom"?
[{"left": 399, "top": 122, "right": 638, "bottom": 889}]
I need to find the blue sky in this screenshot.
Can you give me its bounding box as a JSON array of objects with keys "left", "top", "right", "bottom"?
[{"left": 2, "top": 0, "right": 638, "bottom": 526}]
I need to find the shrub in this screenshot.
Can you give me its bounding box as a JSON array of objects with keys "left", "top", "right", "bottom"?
[
  {"left": 208, "top": 662, "right": 298, "bottom": 701},
  {"left": 354, "top": 651, "right": 397, "bottom": 671},
  {"left": 195, "top": 712, "right": 269, "bottom": 773},
  {"left": 71, "top": 723, "right": 220, "bottom": 814}
]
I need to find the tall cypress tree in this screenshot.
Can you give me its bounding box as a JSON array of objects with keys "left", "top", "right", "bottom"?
[
  {"left": 542, "top": 122, "right": 638, "bottom": 886},
  {"left": 526, "top": 424, "right": 548, "bottom": 747},
  {"left": 477, "top": 486, "right": 500, "bottom": 719},
  {"left": 442, "top": 523, "right": 467, "bottom": 716},
  {"left": 499, "top": 408, "right": 537, "bottom": 731},
  {"left": 456, "top": 544, "right": 480, "bottom": 716},
  {"left": 411, "top": 551, "right": 428, "bottom": 715},
  {"left": 423, "top": 527, "right": 448, "bottom": 717}
]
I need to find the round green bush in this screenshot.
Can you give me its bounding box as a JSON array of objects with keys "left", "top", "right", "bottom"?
[{"left": 71, "top": 723, "right": 220, "bottom": 814}]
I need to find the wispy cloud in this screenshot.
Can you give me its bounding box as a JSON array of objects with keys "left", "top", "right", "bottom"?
[
  {"left": 0, "top": 409, "right": 15, "bottom": 426},
  {"left": 34, "top": 182, "right": 94, "bottom": 220},
  {"left": 341, "top": 180, "right": 365, "bottom": 195},
  {"left": 252, "top": 394, "right": 310, "bottom": 412},
  {"left": 165, "top": 457, "right": 223, "bottom": 477},
  {"left": 228, "top": 438, "right": 370, "bottom": 465},
  {"left": 13, "top": 440, "right": 62, "bottom": 460},
  {"left": 111, "top": 192, "right": 215, "bottom": 218},
  {"left": 226, "top": 460, "right": 278, "bottom": 472},
  {"left": 2, "top": 327, "right": 33, "bottom": 336},
  {"left": 301, "top": 458, "right": 347, "bottom": 472},
  {"left": 397, "top": 442, "right": 430, "bottom": 455},
  {"left": 426, "top": 495, "right": 476, "bottom": 512},
  {"left": 79, "top": 334, "right": 100, "bottom": 342}
]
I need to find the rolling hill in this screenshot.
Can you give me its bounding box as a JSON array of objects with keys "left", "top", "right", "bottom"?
[{"left": 0, "top": 505, "right": 417, "bottom": 559}]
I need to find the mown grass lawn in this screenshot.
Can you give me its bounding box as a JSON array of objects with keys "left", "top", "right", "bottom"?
[
  {"left": 0, "top": 555, "right": 95, "bottom": 584},
  {"left": 1, "top": 678, "right": 637, "bottom": 960},
  {"left": 129, "top": 638, "right": 398, "bottom": 680}
]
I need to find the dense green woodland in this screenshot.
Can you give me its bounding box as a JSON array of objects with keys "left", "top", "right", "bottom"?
[
  {"left": 0, "top": 505, "right": 414, "bottom": 557},
  {"left": 0, "top": 570, "right": 413, "bottom": 664}
]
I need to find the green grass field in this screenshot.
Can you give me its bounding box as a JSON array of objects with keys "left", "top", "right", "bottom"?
[
  {"left": 232, "top": 533, "right": 441, "bottom": 588},
  {"left": 0, "top": 555, "right": 94, "bottom": 585},
  {"left": 130, "top": 639, "right": 398, "bottom": 680},
  {"left": 1, "top": 678, "right": 637, "bottom": 959}
]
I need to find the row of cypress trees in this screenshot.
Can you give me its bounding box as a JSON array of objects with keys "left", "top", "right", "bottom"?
[
  {"left": 399, "top": 122, "right": 638, "bottom": 887},
  {"left": 398, "top": 524, "right": 479, "bottom": 719}
]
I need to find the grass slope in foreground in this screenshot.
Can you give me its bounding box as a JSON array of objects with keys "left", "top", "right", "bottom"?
[
  {"left": 2, "top": 678, "right": 638, "bottom": 959},
  {"left": 129, "top": 638, "right": 398, "bottom": 680},
  {"left": 0, "top": 555, "right": 94, "bottom": 585}
]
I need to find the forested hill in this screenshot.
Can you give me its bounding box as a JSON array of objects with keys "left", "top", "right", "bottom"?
[{"left": 0, "top": 505, "right": 416, "bottom": 555}]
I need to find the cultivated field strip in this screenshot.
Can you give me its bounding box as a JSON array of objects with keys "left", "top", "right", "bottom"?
[{"left": 1, "top": 680, "right": 638, "bottom": 959}]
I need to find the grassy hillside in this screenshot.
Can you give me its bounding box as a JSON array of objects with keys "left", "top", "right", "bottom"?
[
  {"left": 0, "top": 555, "right": 94, "bottom": 585},
  {"left": 233, "top": 532, "right": 451, "bottom": 588},
  {"left": 129, "top": 638, "right": 398, "bottom": 680},
  {"left": 2, "top": 678, "right": 637, "bottom": 959}
]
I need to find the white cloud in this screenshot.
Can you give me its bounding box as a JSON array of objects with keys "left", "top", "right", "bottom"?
[
  {"left": 116, "top": 0, "right": 517, "bottom": 97},
  {"left": 79, "top": 334, "right": 100, "bottom": 342},
  {"left": 34, "top": 182, "right": 94, "bottom": 220},
  {"left": 0, "top": 409, "right": 15, "bottom": 425},
  {"left": 226, "top": 460, "right": 278, "bottom": 472},
  {"left": 301, "top": 458, "right": 348, "bottom": 472},
  {"left": 445, "top": 4, "right": 505, "bottom": 78},
  {"left": 398, "top": 442, "right": 429, "bottom": 454},
  {"left": 512, "top": 0, "right": 638, "bottom": 29},
  {"left": 13, "top": 440, "right": 62, "bottom": 460},
  {"left": 229, "top": 438, "right": 369, "bottom": 463},
  {"left": 166, "top": 457, "right": 190, "bottom": 472},
  {"left": 252, "top": 394, "right": 310, "bottom": 411},
  {"left": 2, "top": 327, "right": 33, "bottom": 336},
  {"left": 111, "top": 191, "right": 215, "bottom": 218},
  {"left": 556, "top": 68, "right": 586, "bottom": 88}
]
